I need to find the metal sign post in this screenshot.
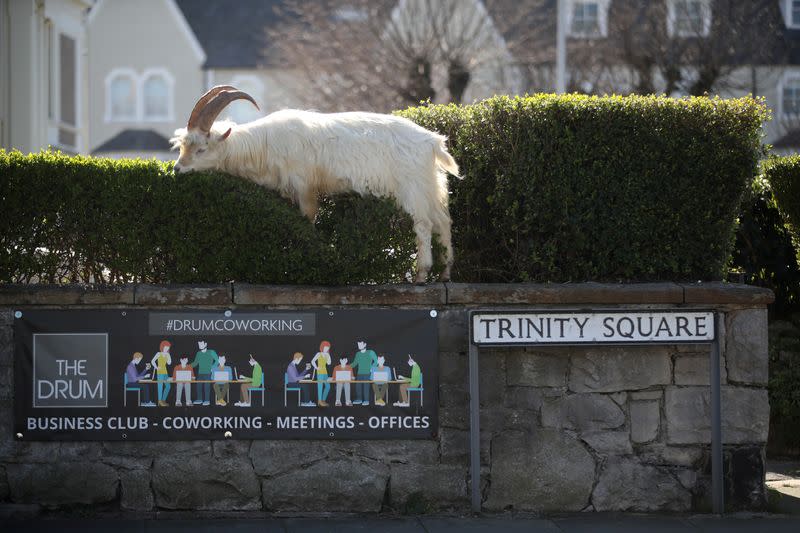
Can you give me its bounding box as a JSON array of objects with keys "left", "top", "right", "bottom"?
[{"left": 468, "top": 309, "right": 723, "bottom": 514}]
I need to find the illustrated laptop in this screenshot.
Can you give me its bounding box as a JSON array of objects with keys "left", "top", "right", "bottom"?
[
  {"left": 213, "top": 370, "right": 229, "bottom": 381},
  {"left": 335, "top": 370, "right": 352, "bottom": 382},
  {"left": 175, "top": 370, "right": 192, "bottom": 382},
  {"left": 373, "top": 369, "right": 390, "bottom": 382}
]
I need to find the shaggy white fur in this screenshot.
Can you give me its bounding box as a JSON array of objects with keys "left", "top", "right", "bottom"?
[{"left": 172, "top": 109, "right": 460, "bottom": 282}]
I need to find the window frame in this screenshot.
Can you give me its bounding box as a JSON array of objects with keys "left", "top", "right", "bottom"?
[
  {"left": 225, "top": 74, "right": 264, "bottom": 123},
  {"left": 140, "top": 68, "right": 175, "bottom": 122},
  {"left": 566, "top": 0, "right": 610, "bottom": 39},
  {"left": 667, "top": 0, "right": 712, "bottom": 38},
  {"left": 786, "top": 0, "right": 800, "bottom": 29},
  {"left": 779, "top": 71, "right": 800, "bottom": 119}
]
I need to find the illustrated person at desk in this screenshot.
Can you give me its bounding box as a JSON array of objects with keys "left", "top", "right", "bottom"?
[
  {"left": 351, "top": 341, "right": 378, "bottom": 406},
  {"left": 370, "top": 355, "right": 392, "bottom": 406},
  {"left": 332, "top": 356, "right": 355, "bottom": 407},
  {"left": 191, "top": 340, "right": 218, "bottom": 406},
  {"left": 172, "top": 356, "right": 195, "bottom": 407},
  {"left": 235, "top": 354, "right": 263, "bottom": 407},
  {"left": 211, "top": 355, "right": 234, "bottom": 406},
  {"left": 287, "top": 351, "right": 314, "bottom": 407},
  {"left": 126, "top": 352, "right": 155, "bottom": 407},
  {"left": 394, "top": 355, "right": 421, "bottom": 407}
]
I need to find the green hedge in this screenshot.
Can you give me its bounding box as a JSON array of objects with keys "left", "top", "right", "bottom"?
[
  {"left": 768, "top": 155, "right": 800, "bottom": 244},
  {"left": 1, "top": 94, "right": 767, "bottom": 284},
  {"left": 399, "top": 94, "right": 767, "bottom": 282},
  {"left": 0, "top": 151, "right": 416, "bottom": 284}
]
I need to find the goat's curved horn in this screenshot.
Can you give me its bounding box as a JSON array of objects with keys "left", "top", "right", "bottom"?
[
  {"left": 187, "top": 85, "right": 237, "bottom": 129},
  {"left": 195, "top": 90, "right": 260, "bottom": 134}
]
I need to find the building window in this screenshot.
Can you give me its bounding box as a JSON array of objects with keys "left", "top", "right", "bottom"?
[
  {"left": 783, "top": 76, "right": 800, "bottom": 117},
  {"left": 106, "top": 68, "right": 173, "bottom": 122},
  {"left": 142, "top": 70, "right": 173, "bottom": 121},
  {"left": 107, "top": 70, "right": 137, "bottom": 121},
  {"left": 226, "top": 76, "right": 263, "bottom": 124},
  {"left": 668, "top": 0, "right": 711, "bottom": 37},
  {"left": 571, "top": 2, "right": 599, "bottom": 35},
  {"left": 789, "top": 0, "right": 800, "bottom": 28},
  {"left": 567, "top": 0, "right": 609, "bottom": 38}
]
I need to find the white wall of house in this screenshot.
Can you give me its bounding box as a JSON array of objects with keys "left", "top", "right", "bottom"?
[
  {"left": 207, "top": 68, "right": 306, "bottom": 119},
  {"left": 87, "top": 0, "right": 204, "bottom": 151}
]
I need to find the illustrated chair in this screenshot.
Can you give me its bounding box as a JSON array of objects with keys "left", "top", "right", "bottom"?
[
  {"left": 249, "top": 383, "right": 267, "bottom": 406},
  {"left": 284, "top": 372, "right": 301, "bottom": 406},
  {"left": 123, "top": 373, "right": 140, "bottom": 407},
  {"left": 408, "top": 373, "right": 423, "bottom": 407}
]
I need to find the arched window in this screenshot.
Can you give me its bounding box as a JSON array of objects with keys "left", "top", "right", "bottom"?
[
  {"left": 107, "top": 70, "right": 137, "bottom": 121},
  {"left": 227, "top": 76, "right": 263, "bottom": 124},
  {"left": 142, "top": 70, "right": 173, "bottom": 121}
]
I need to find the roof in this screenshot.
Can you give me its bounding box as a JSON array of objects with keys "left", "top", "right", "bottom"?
[
  {"left": 92, "top": 129, "right": 172, "bottom": 154},
  {"left": 175, "top": 0, "right": 287, "bottom": 69}
]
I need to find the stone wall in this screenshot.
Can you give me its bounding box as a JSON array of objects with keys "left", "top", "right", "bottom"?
[{"left": 0, "top": 282, "right": 773, "bottom": 515}]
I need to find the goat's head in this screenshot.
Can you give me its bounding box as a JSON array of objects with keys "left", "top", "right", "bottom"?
[{"left": 171, "top": 85, "right": 259, "bottom": 173}]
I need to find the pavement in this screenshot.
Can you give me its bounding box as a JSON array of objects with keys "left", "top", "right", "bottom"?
[{"left": 5, "top": 514, "right": 800, "bottom": 532}]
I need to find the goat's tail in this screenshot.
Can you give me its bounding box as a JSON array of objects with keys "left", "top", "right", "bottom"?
[{"left": 434, "top": 137, "right": 461, "bottom": 179}]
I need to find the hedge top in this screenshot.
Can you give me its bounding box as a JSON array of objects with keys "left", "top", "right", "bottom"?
[{"left": 1, "top": 93, "right": 769, "bottom": 285}]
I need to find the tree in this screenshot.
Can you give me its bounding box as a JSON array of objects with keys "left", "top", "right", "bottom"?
[{"left": 267, "top": 0, "right": 546, "bottom": 112}]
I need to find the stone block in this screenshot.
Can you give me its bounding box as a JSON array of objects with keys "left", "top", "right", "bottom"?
[
  {"left": 437, "top": 309, "right": 468, "bottom": 352},
  {"left": 134, "top": 284, "right": 231, "bottom": 305},
  {"left": 261, "top": 458, "right": 388, "bottom": 512},
  {"left": 0, "top": 284, "right": 135, "bottom": 305},
  {"left": 630, "top": 390, "right": 662, "bottom": 401},
  {"left": 630, "top": 400, "right": 660, "bottom": 443},
  {"left": 592, "top": 458, "right": 691, "bottom": 511},
  {"left": 234, "top": 283, "right": 446, "bottom": 306},
  {"left": 485, "top": 429, "right": 595, "bottom": 512},
  {"left": 478, "top": 350, "right": 506, "bottom": 406},
  {"left": 0, "top": 465, "right": 8, "bottom": 501},
  {"left": 0, "top": 366, "right": 12, "bottom": 400},
  {"left": 0, "top": 308, "right": 12, "bottom": 326},
  {"left": 569, "top": 347, "right": 671, "bottom": 392},
  {"left": 446, "top": 282, "right": 683, "bottom": 304},
  {"left": 681, "top": 282, "right": 774, "bottom": 305},
  {"left": 440, "top": 407, "right": 469, "bottom": 430},
  {"left": 664, "top": 387, "right": 769, "bottom": 445},
  {"left": 152, "top": 454, "right": 260, "bottom": 510},
  {"left": 250, "top": 440, "right": 328, "bottom": 477},
  {"left": 58, "top": 442, "right": 103, "bottom": 461},
  {"left": 120, "top": 469, "right": 154, "bottom": 511},
  {"left": 541, "top": 394, "right": 624, "bottom": 432},
  {"left": 439, "top": 383, "right": 469, "bottom": 408},
  {"left": 674, "top": 353, "right": 727, "bottom": 385},
  {"left": 102, "top": 441, "right": 211, "bottom": 459},
  {"left": 0, "top": 326, "right": 12, "bottom": 366},
  {"left": 6, "top": 462, "right": 118, "bottom": 505},
  {"left": 726, "top": 446, "right": 766, "bottom": 510},
  {"left": 580, "top": 430, "right": 633, "bottom": 455},
  {"left": 212, "top": 440, "right": 251, "bottom": 458},
  {"left": 506, "top": 351, "right": 568, "bottom": 387},
  {"left": 337, "top": 440, "right": 440, "bottom": 466},
  {"left": 439, "top": 427, "right": 469, "bottom": 465},
  {"left": 637, "top": 444, "right": 705, "bottom": 467},
  {"left": 439, "top": 351, "right": 468, "bottom": 386},
  {"left": 390, "top": 464, "right": 467, "bottom": 510},
  {"left": 504, "top": 386, "right": 545, "bottom": 411},
  {"left": 725, "top": 309, "right": 768, "bottom": 385}
]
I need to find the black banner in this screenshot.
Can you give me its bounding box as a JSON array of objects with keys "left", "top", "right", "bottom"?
[{"left": 13, "top": 309, "right": 438, "bottom": 440}]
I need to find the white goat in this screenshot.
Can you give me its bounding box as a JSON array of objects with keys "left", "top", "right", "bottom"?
[{"left": 171, "top": 85, "right": 460, "bottom": 283}]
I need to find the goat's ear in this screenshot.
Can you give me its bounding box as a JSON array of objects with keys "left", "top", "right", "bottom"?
[{"left": 221, "top": 128, "right": 232, "bottom": 141}]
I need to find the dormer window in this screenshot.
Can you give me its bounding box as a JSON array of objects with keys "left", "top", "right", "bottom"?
[
  {"left": 786, "top": 0, "right": 800, "bottom": 29},
  {"left": 567, "top": 0, "right": 609, "bottom": 38},
  {"left": 667, "top": 0, "right": 711, "bottom": 37}
]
